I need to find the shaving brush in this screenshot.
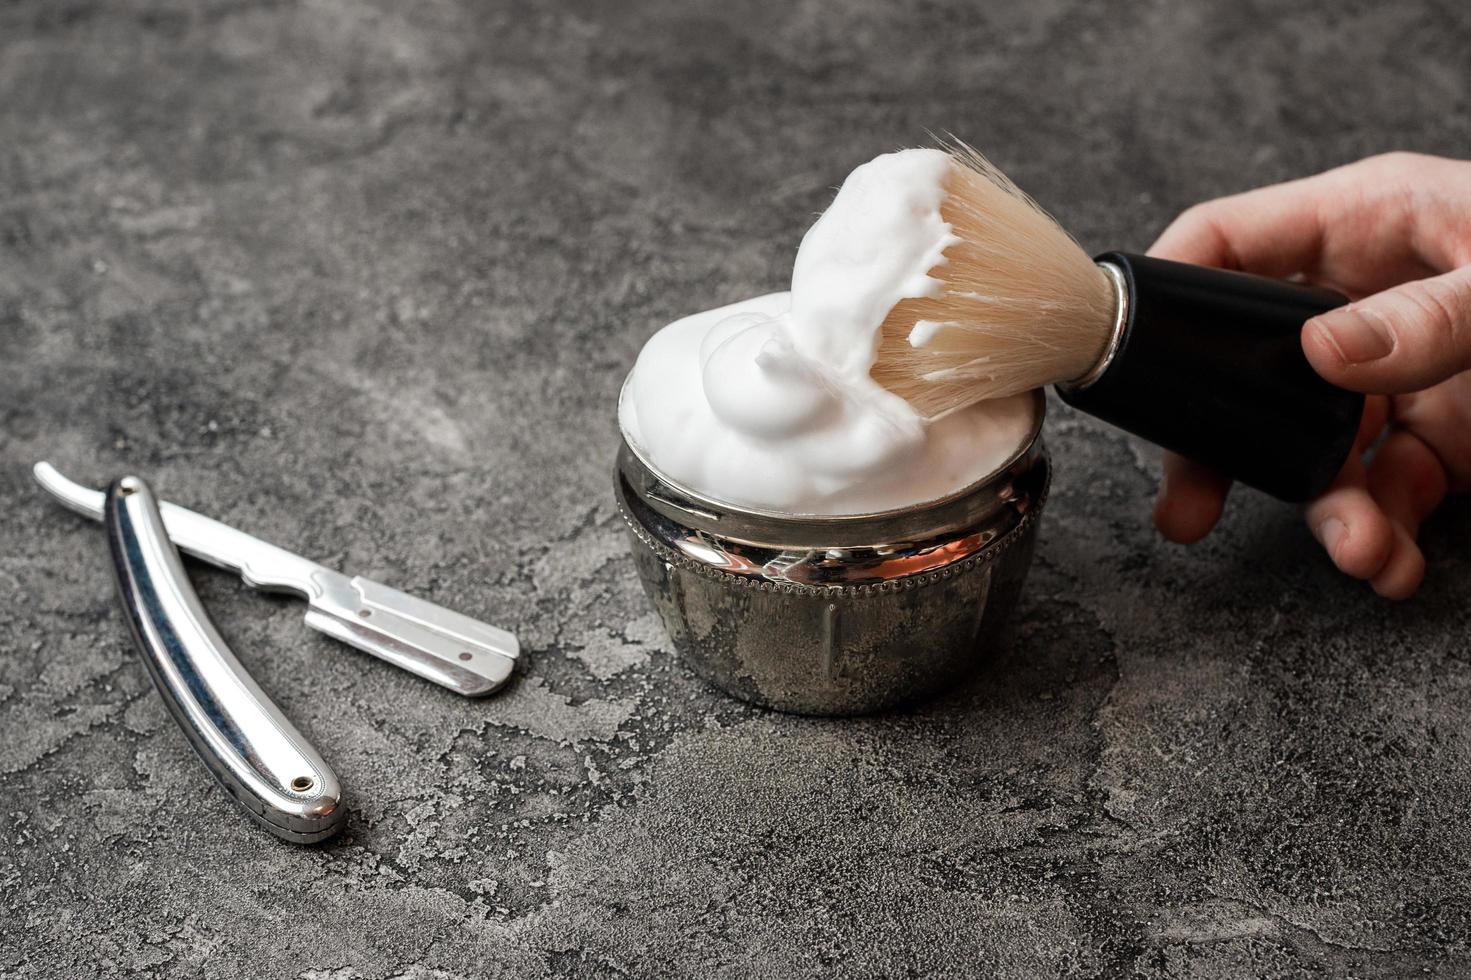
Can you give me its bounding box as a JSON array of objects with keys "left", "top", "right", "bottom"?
[{"left": 871, "top": 147, "right": 1364, "bottom": 502}]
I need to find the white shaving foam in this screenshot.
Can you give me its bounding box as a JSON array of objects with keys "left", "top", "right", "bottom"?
[{"left": 619, "top": 149, "right": 1036, "bottom": 516}]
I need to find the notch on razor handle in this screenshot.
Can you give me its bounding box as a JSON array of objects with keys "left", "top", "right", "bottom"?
[
  {"left": 106, "top": 476, "right": 344, "bottom": 843},
  {"left": 35, "top": 462, "right": 519, "bottom": 698}
]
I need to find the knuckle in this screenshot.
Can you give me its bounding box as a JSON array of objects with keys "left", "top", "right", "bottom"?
[
  {"left": 1172, "top": 201, "right": 1238, "bottom": 265},
  {"left": 1405, "top": 277, "right": 1471, "bottom": 356},
  {"left": 1177, "top": 200, "right": 1216, "bottom": 221},
  {"left": 1179, "top": 198, "right": 1231, "bottom": 226},
  {"left": 1363, "top": 150, "right": 1428, "bottom": 174},
  {"left": 1161, "top": 202, "right": 1208, "bottom": 238}
]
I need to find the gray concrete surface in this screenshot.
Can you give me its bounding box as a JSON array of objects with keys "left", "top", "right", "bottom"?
[{"left": 3, "top": 0, "right": 1470, "bottom": 976}]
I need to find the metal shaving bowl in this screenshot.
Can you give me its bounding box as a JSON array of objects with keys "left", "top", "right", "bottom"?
[{"left": 614, "top": 390, "right": 1049, "bottom": 715}]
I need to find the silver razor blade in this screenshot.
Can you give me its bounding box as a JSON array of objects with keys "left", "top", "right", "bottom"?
[{"left": 34, "top": 462, "right": 519, "bottom": 698}]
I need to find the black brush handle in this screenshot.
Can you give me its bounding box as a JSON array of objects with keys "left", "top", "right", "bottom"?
[{"left": 1057, "top": 251, "right": 1364, "bottom": 502}]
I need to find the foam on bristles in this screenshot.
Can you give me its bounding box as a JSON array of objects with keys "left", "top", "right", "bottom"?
[{"left": 870, "top": 143, "right": 1116, "bottom": 418}]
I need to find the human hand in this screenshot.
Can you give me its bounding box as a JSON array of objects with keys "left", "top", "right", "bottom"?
[{"left": 1148, "top": 152, "right": 1471, "bottom": 599}]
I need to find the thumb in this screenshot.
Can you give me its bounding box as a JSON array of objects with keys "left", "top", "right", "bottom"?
[{"left": 1302, "top": 265, "right": 1471, "bottom": 394}]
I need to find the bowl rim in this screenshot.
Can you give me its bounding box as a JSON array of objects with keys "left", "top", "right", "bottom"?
[
  {"left": 616, "top": 383, "right": 1046, "bottom": 525},
  {"left": 616, "top": 450, "right": 1049, "bottom": 589}
]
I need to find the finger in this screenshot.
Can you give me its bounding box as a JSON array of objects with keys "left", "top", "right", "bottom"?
[
  {"left": 1355, "top": 395, "right": 1391, "bottom": 454},
  {"left": 1148, "top": 153, "right": 1462, "bottom": 294},
  {"left": 1148, "top": 176, "right": 1331, "bottom": 276},
  {"left": 1393, "top": 381, "right": 1471, "bottom": 492},
  {"left": 1366, "top": 429, "right": 1449, "bottom": 536},
  {"left": 1302, "top": 264, "right": 1471, "bottom": 393},
  {"left": 1371, "top": 522, "right": 1426, "bottom": 601},
  {"left": 1153, "top": 453, "right": 1230, "bottom": 544},
  {"left": 1366, "top": 429, "right": 1446, "bottom": 598},
  {"left": 1361, "top": 429, "right": 1446, "bottom": 600},
  {"left": 1303, "top": 457, "right": 1395, "bottom": 581}
]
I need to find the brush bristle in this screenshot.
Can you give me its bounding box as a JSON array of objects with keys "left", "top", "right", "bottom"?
[{"left": 870, "top": 144, "right": 1117, "bottom": 419}]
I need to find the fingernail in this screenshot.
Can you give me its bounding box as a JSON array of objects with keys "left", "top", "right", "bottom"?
[
  {"left": 1316, "top": 517, "right": 1348, "bottom": 560},
  {"left": 1311, "top": 308, "right": 1394, "bottom": 364}
]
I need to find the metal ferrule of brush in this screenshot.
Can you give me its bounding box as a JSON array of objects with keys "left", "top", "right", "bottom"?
[
  {"left": 1064, "top": 260, "right": 1131, "bottom": 391},
  {"left": 1056, "top": 251, "right": 1365, "bottom": 503}
]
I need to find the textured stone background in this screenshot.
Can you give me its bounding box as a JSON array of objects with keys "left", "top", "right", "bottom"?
[{"left": 2, "top": 0, "right": 1470, "bottom": 977}]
